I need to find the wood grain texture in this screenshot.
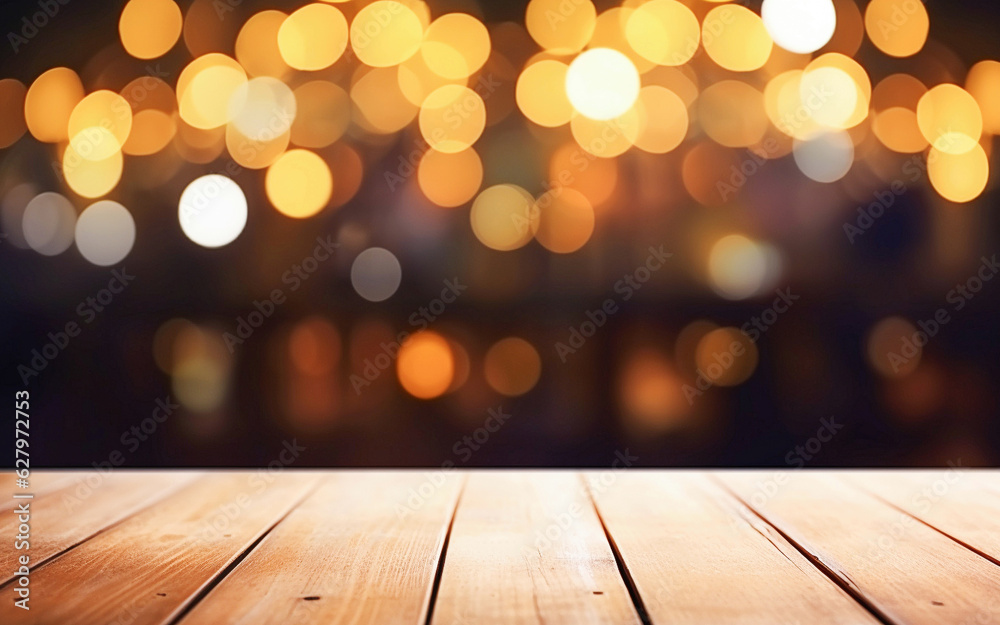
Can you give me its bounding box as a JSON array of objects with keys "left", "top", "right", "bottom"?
[
  {"left": 0, "top": 472, "right": 319, "bottom": 625},
  {"left": 587, "top": 471, "right": 881, "bottom": 625},
  {"left": 0, "top": 471, "right": 196, "bottom": 585},
  {"left": 718, "top": 471, "right": 1000, "bottom": 625},
  {"left": 0, "top": 471, "right": 81, "bottom": 511},
  {"left": 845, "top": 469, "right": 1000, "bottom": 564},
  {"left": 430, "top": 471, "right": 642, "bottom": 625},
  {"left": 179, "top": 471, "right": 463, "bottom": 625}
]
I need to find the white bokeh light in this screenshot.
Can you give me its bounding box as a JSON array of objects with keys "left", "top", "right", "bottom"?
[
  {"left": 762, "top": 0, "right": 837, "bottom": 54},
  {"left": 794, "top": 130, "right": 854, "bottom": 183},
  {"left": 565, "top": 48, "right": 640, "bottom": 121},
  {"left": 22, "top": 192, "right": 76, "bottom": 256},
  {"left": 228, "top": 76, "right": 297, "bottom": 140},
  {"left": 178, "top": 175, "right": 248, "bottom": 248},
  {"left": 708, "top": 235, "right": 782, "bottom": 300},
  {"left": 75, "top": 200, "right": 136, "bottom": 266},
  {"left": 351, "top": 247, "right": 402, "bottom": 302}
]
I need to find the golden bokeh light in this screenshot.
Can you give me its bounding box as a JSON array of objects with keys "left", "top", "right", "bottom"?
[
  {"left": 695, "top": 327, "right": 759, "bottom": 387},
  {"left": 327, "top": 143, "right": 364, "bottom": 208},
  {"left": 118, "top": 0, "right": 182, "bottom": 59},
  {"left": 67, "top": 91, "right": 133, "bottom": 161},
  {"left": 765, "top": 70, "right": 826, "bottom": 140},
  {"left": 397, "top": 331, "right": 454, "bottom": 399},
  {"left": 278, "top": 3, "right": 349, "bottom": 71},
  {"left": 682, "top": 142, "right": 740, "bottom": 205},
  {"left": 177, "top": 54, "right": 248, "bottom": 129},
  {"left": 966, "top": 60, "right": 1000, "bottom": 135},
  {"left": 927, "top": 144, "right": 989, "bottom": 204},
  {"left": 805, "top": 53, "right": 871, "bottom": 128},
  {"left": 864, "top": 0, "right": 929, "bottom": 58},
  {"left": 182, "top": 0, "right": 240, "bottom": 57},
  {"left": 351, "top": 1, "right": 425, "bottom": 68},
  {"left": 867, "top": 317, "right": 921, "bottom": 378},
  {"left": 236, "top": 10, "right": 292, "bottom": 78},
  {"left": 352, "top": 67, "right": 418, "bottom": 134},
  {"left": 484, "top": 337, "right": 542, "bottom": 396},
  {"left": 634, "top": 86, "right": 688, "bottom": 154},
  {"left": 290, "top": 81, "right": 350, "bottom": 148},
  {"left": 289, "top": 317, "right": 342, "bottom": 377},
  {"left": 516, "top": 59, "right": 573, "bottom": 128},
  {"left": 565, "top": 48, "right": 640, "bottom": 121},
  {"left": 398, "top": 48, "right": 468, "bottom": 106},
  {"left": 799, "top": 66, "right": 859, "bottom": 128},
  {"left": 62, "top": 143, "right": 123, "bottom": 198},
  {"left": 570, "top": 107, "right": 641, "bottom": 157},
  {"left": 702, "top": 5, "right": 773, "bottom": 72},
  {"left": 532, "top": 187, "right": 595, "bottom": 254},
  {"left": 548, "top": 142, "right": 618, "bottom": 207},
  {"left": 173, "top": 116, "right": 226, "bottom": 163},
  {"left": 265, "top": 149, "right": 333, "bottom": 218},
  {"left": 618, "top": 349, "right": 689, "bottom": 434},
  {"left": 824, "top": 0, "right": 865, "bottom": 56},
  {"left": 418, "top": 84, "right": 486, "bottom": 153},
  {"left": 699, "top": 81, "right": 768, "bottom": 148},
  {"left": 124, "top": 110, "right": 176, "bottom": 155},
  {"left": 871, "top": 73, "right": 927, "bottom": 153},
  {"left": 644, "top": 65, "right": 700, "bottom": 107},
  {"left": 470, "top": 184, "right": 536, "bottom": 251},
  {"left": 418, "top": 148, "right": 483, "bottom": 207},
  {"left": 625, "top": 0, "right": 700, "bottom": 66},
  {"left": 421, "top": 13, "right": 491, "bottom": 80},
  {"left": 588, "top": 7, "right": 654, "bottom": 74},
  {"left": 525, "top": 0, "right": 596, "bottom": 54},
  {"left": 24, "top": 67, "right": 84, "bottom": 143},
  {"left": 0, "top": 79, "right": 28, "bottom": 148},
  {"left": 917, "top": 84, "right": 984, "bottom": 155},
  {"left": 226, "top": 124, "right": 289, "bottom": 169}
]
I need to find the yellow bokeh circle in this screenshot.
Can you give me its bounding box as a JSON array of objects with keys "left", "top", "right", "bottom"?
[{"left": 265, "top": 149, "right": 333, "bottom": 218}]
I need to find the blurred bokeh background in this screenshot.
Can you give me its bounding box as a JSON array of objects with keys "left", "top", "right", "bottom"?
[{"left": 1, "top": 0, "right": 999, "bottom": 467}]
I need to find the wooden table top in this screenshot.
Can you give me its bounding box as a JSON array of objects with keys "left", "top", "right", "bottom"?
[{"left": 2, "top": 470, "right": 999, "bottom": 624}]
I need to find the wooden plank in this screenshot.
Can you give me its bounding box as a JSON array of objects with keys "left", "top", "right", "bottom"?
[
  {"left": 0, "top": 471, "right": 83, "bottom": 510},
  {"left": 430, "top": 471, "right": 641, "bottom": 625},
  {"left": 844, "top": 469, "right": 1000, "bottom": 564},
  {"left": 178, "top": 471, "right": 462, "bottom": 625},
  {"left": 0, "top": 470, "right": 197, "bottom": 585},
  {"left": 718, "top": 471, "right": 1000, "bottom": 625},
  {"left": 587, "top": 471, "right": 880, "bottom": 625},
  {"left": 0, "top": 471, "right": 319, "bottom": 625}
]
